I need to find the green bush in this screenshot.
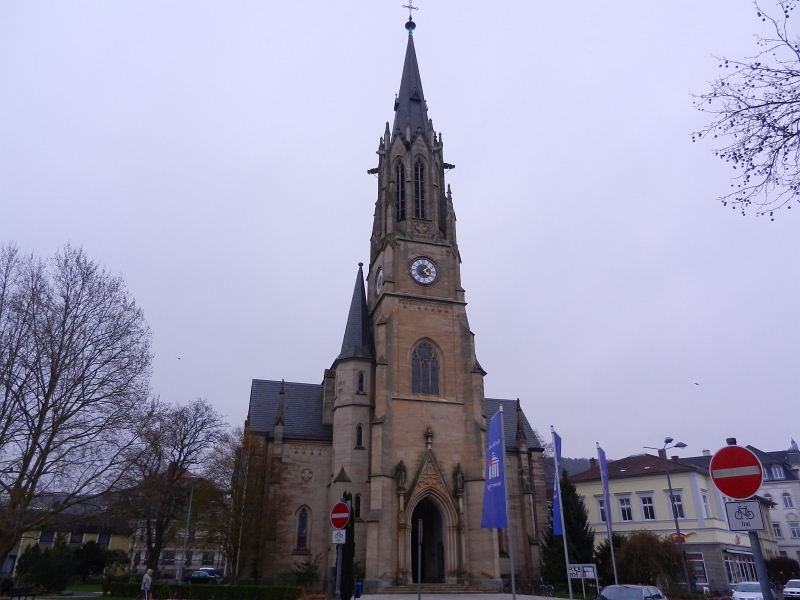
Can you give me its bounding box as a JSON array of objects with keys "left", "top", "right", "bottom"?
[{"left": 101, "top": 582, "right": 303, "bottom": 600}]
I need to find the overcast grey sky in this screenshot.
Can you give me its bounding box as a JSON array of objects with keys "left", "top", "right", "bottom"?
[{"left": 1, "top": 1, "right": 797, "bottom": 460}]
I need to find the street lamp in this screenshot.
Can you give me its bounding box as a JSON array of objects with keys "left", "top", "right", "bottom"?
[
  {"left": 177, "top": 475, "right": 201, "bottom": 585},
  {"left": 644, "top": 437, "right": 692, "bottom": 596}
]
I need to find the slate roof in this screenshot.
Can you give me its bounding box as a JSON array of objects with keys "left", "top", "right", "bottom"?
[
  {"left": 392, "top": 27, "right": 430, "bottom": 143},
  {"left": 248, "top": 379, "right": 332, "bottom": 442},
  {"left": 484, "top": 398, "right": 543, "bottom": 451},
  {"left": 569, "top": 453, "right": 703, "bottom": 483},
  {"left": 337, "top": 264, "right": 374, "bottom": 362}
]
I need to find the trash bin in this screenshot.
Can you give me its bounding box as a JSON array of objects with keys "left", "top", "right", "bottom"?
[{"left": 355, "top": 582, "right": 362, "bottom": 598}]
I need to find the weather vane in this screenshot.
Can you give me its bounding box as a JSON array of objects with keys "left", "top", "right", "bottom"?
[{"left": 402, "top": 1, "right": 418, "bottom": 20}]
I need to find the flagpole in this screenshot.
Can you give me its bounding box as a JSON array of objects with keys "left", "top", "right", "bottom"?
[
  {"left": 552, "top": 426, "right": 573, "bottom": 600},
  {"left": 596, "top": 443, "right": 618, "bottom": 585},
  {"left": 500, "top": 405, "right": 517, "bottom": 600}
]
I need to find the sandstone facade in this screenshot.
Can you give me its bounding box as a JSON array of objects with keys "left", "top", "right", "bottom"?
[{"left": 241, "top": 18, "right": 549, "bottom": 593}]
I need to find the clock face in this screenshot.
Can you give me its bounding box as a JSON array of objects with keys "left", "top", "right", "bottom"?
[
  {"left": 375, "top": 267, "right": 384, "bottom": 296},
  {"left": 410, "top": 258, "right": 437, "bottom": 285}
]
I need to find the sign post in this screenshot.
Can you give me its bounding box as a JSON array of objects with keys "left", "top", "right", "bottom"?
[
  {"left": 567, "top": 564, "right": 598, "bottom": 599},
  {"left": 710, "top": 440, "right": 771, "bottom": 600},
  {"left": 331, "top": 501, "right": 350, "bottom": 600}
]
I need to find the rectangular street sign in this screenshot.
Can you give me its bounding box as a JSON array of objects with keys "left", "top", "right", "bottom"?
[
  {"left": 568, "top": 564, "right": 598, "bottom": 580},
  {"left": 332, "top": 529, "right": 346, "bottom": 544},
  {"left": 725, "top": 500, "right": 765, "bottom": 531}
]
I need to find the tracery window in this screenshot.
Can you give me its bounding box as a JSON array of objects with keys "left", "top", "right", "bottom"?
[
  {"left": 296, "top": 508, "right": 308, "bottom": 550},
  {"left": 414, "top": 160, "right": 425, "bottom": 219},
  {"left": 411, "top": 342, "right": 439, "bottom": 395},
  {"left": 396, "top": 162, "right": 406, "bottom": 221},
  {"left": 357, "top": 371, "right": 364, "bottom": 393}
]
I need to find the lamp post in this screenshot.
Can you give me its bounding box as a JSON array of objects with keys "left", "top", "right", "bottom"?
[
  {"left": 645, "top": 438, "right": 692, "bottom": 596},
  {"left": 177, "top": 475, "right": 201, "bottom": 585}
]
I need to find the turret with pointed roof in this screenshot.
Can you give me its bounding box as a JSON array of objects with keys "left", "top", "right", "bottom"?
[{"left": 336, "top": 263, "right": 374, "bottom": 362}]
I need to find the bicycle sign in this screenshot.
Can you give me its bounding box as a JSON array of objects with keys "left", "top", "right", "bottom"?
[{"left": 725, "top": 500, "right": 764, "bottom": 531}]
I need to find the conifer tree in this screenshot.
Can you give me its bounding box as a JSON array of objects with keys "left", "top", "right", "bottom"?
[{"left": 540, "top": 469, "right": 595, "bottom": 585}]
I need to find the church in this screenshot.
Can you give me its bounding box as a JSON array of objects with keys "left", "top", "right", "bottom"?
[{"left": 243, "top": 15, "right": 549, "bottom": 593}]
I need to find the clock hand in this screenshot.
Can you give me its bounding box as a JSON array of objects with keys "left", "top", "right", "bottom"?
[{"left": 422, "top": 267, "right": 430, "bottom": 276}]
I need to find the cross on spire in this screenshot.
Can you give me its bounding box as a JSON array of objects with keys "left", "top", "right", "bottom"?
[{"left": 402, "top": 1, "right": 418, "bottom": 20}]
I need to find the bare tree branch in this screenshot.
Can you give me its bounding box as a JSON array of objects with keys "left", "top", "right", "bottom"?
[{"left": 693, "top": 0, "right": 800, "bottom": 218}]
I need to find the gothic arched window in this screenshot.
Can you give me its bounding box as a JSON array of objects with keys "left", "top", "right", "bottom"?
[
  {"left": 412, "top": 342, "right": 439, "bottom": 395},
  {"left": 356, "top": 425, "right": 363, "bottom": 448},
  {"left": 357, "top": 372, "right": 364, "bottom": 394},
  {"left": 296, "top": 508, "right": 308, "bottom": 550},
  {"left": 354, "top": 495, "right": 362, "bottom": 518},
  {"left": 396, "top": 162, "right": 406, "bottom": 221},
  {"left": 414, "top": 159, "right": 426, "bottom": 219}
]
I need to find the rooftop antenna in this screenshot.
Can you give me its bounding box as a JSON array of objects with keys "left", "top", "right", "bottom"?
[{"left": 402, "top": 1, "right": 418, "bottom": 33}]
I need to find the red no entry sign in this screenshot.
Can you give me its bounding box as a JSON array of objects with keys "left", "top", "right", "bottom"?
[
  {"left": 330, "top": 502, "right": 350, "bottom": 529},
  {"left": 710, "top": 445, "right": 763, "bottom": 500}
]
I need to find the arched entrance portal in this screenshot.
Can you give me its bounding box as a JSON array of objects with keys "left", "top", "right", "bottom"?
[{"left": 410, "top": 498, "right": 445, "bottom": 584}]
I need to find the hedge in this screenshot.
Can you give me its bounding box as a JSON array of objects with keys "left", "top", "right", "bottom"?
[{"left": 102, "top": 582, "right": 303, "bottom": 600}]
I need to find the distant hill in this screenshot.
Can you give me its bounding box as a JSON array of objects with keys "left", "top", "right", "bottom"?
[{"left": 543, "top": 456, "right": 593, "bottom": 494}]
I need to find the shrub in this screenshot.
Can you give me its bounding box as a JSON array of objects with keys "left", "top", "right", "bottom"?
[{"left": 102, "top": 582, "right": 303, "bottom": 600}]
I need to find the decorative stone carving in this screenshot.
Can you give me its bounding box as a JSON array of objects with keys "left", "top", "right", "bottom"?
[
  {"left": 418, "top": 459, "right": 445, "bottom": 494},
  {"left": 290, "top": 445, "right": 324, "bottom": 457},
  {"left": 453, "top": 463, "right": 464, "bottom": 493},
  {"left": 395, "top": 460, "right": 407, "bottom": 490},
  {"left": 398, "top": 299, "right": 452, "bottom": 313},
  {"left": 413, "top": 221, "right": 431, "bottom": 234},
  {"left": 300, "top": 468, "right": 313, "bottom": 483}
]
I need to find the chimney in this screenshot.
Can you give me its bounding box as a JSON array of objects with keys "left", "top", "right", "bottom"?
[
  {"left": 658, "top": 449, "right": 666, "bottom": 459},
  {"left": 671, "top": 455, "right": 679, "bottom": 462},
  {"left": 702, "top": 449, "right": 711, "bottom": 457},
  {"left": 589, "top": 458, "right": 598, "bottom": 469}
]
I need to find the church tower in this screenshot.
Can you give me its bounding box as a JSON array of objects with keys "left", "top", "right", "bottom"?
[
  {"left": 243, "top": 13, "right": 548, "bottom": 593},
  {"left": 361, "top": 15, "right": 498, "bottom": 590}
]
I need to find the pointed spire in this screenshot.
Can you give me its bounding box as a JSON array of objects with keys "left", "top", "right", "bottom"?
[
  {"left": 337, "top": 263, "right": 374, "bottom": 361},
  {"left": 516, "top": 398, "right": 526, "bottom": 442},
  {"left": 392, "top": 29, "right": 429, "bottom": 144},
  {"left": 274, "top": 379, "right": 285, "bottom": 427},
  {"left": 791, "top": 438, "right": 799, "bottom": 452}
]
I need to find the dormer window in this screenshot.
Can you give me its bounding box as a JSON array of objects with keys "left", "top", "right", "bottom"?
[
  {"left": 773, "top": 466, "right": 785, "bottom": 479},
  {"left": 396, "top": 162, "right": 406, "bottom": 221},
  {"left": 414, "top": 160, "right": 426, "bottom": 219}
]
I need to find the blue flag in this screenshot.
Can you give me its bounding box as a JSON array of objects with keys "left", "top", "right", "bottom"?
[
  {"left": 481, "top": 410, "right": 508, "bottom": 528},
  {"left": 552, "top": 469, "right": 563, "bottom": 536},
  {"left": 552, "top": 430, "right": 563, "bottom": 536},
  {"left": 598, "top": 445, "right": 613, "bottom": 532}
]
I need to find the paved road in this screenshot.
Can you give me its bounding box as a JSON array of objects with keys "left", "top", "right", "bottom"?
[{"left": 366, "top": 595, "right": 555, "bottom": 600}]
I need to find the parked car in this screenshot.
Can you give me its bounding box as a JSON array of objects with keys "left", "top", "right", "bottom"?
[
  {"left": 732, "top": 582, "right": 771, "bottom": 600},
  {"left": 598, "top": 585, "right": 667, "bottom": 600},
  {"left": 783, "top": 581, "right": 800, "bottom": 599},
  {"left": 187, "top": 570, "right": 218, "bottom": 584}
]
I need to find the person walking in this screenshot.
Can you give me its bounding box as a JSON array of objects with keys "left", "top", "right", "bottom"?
[{"left": 136, "top": 569, "right": 153, "bottom": 600}]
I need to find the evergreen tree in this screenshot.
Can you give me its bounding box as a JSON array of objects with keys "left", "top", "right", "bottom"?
[{"left": 540, "top": 469, "right": 595, "bottom": 585}]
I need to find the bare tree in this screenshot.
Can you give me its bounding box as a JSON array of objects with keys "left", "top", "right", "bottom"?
[
  {"left": 122, "top": 398, "right": 226, "bottom": 573},
  {"left": 201, "top": 426, "right": 288, "bottom": 584},
  {"left": 0, "top": 243, "right": 152, "bottom": 560},
  {"left": 693, "top": 0, "right": 800, "bottom": 219}
]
